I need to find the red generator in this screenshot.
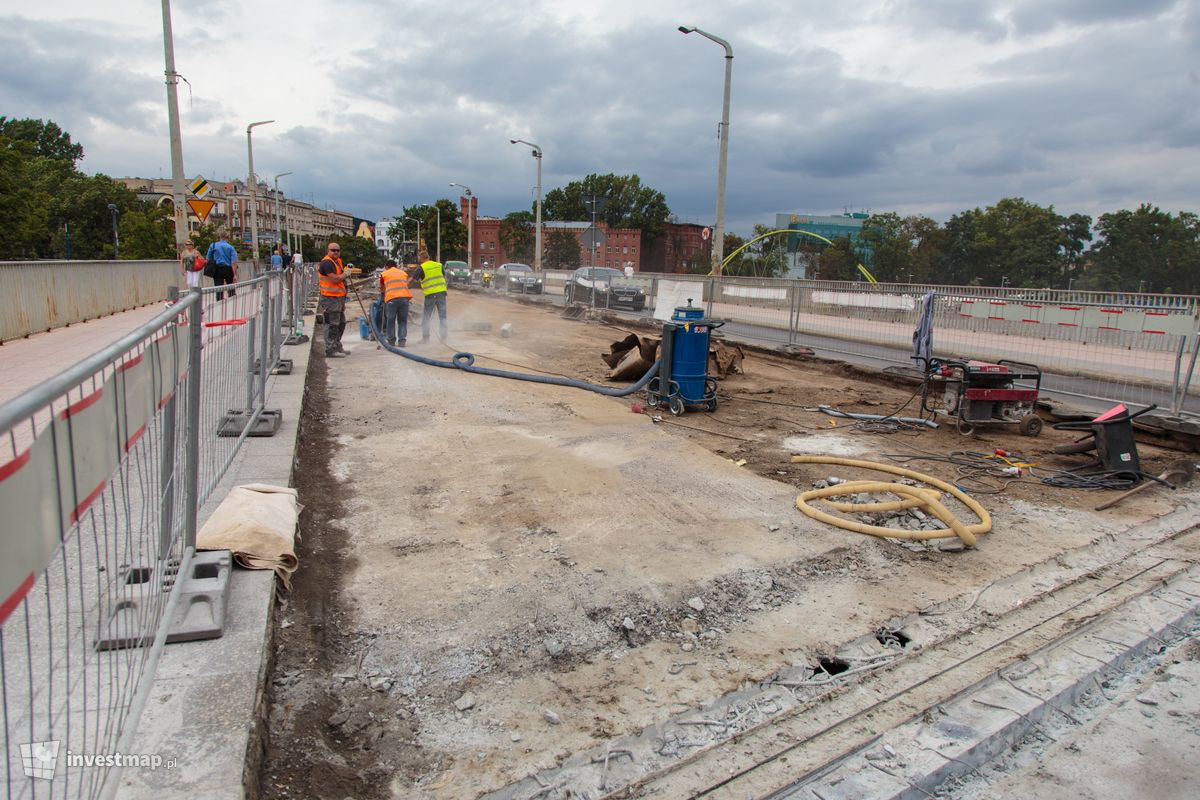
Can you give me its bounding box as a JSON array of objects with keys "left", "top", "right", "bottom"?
[{"left": 921, "top": 359, "right": 1044, "bottom": 436}]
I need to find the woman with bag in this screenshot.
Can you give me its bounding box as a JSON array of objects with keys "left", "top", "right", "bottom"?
[{"left": 180, "top": 241, "right": 206, "bottom": 289}]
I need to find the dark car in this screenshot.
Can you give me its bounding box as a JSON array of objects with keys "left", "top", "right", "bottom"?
[
  {"left": 495, "top": 263, "right": 543, "bottom": 294},
  {"left": 563, "top": 267, "right": 646, "bottom": 310},
  {"left": 445, "top": 260, "right": 470, "bottom": 288}
]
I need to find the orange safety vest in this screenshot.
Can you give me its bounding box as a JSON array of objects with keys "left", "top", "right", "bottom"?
[
  {"left": 381, "top": 266, "right": 412, "bottom": 301},
  {"left": 319, "top": 256, "right": 346, "bottom": 297}
]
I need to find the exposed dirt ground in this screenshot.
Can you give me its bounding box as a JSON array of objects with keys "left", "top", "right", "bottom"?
[{"left": 259, "top": 289, "right": 1197, "bottom": 800}]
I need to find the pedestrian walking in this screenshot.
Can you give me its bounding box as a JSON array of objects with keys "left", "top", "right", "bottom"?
[
  {"left": 270, "top": 245, "right": 284, "bottom": 271},
  {"left": 180, "top": 240, "right": 204, "bottom": 289},
  {"left": 318, "top": 241, "right": 349, "bottom": 357},
  {"left": 205, "top": 233, "right": 239, "bottom": 300},
  {"left": 409, "top": 247, "right": 448, "bottom": 343},
  {"left": 378, "top": 259, "right": 412, "bottom": 347}
]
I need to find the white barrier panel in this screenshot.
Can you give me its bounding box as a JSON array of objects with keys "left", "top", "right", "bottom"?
[
  {"left": 813, "top": 290, "right": 916, "bottom": 311},
  {"left": 723, "top": 285, "right": 788, "bottom": 301},
  {"left": 655, "top": 280, "right": 700, "bottom": 321}
]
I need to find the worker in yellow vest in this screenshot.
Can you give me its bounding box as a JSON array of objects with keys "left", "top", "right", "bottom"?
[
  {"left": 410, "top": 247, "right": 449, "bottom": 343},
  {"left": 377, "top": 259, "right": 413, "bottom": 347},
  {"left": 318, "top": 241, "right": 349, "bottom": 357}
]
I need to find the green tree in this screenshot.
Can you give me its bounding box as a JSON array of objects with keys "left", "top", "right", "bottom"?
[
  {"left": 542, "top": 174, "right": 671, "bottom": 244},
  {"left": 938, "top": 198, "right": 1070, "bottom": 288},
  {"left": 327, "top": 233, "right": 385, "bottom": 272},
  {"left": 812, "top": 236, "right": 859, "bottom": 281},
  {"left": 120, "top": 201, "right": 175, "bottom": 259},
  {"left": 0, "top": 117, "right": 84, "bottom": 162},
  {"left": 1090, "top": 205, "right": 1200, "bottom": 293},
  {"left": 722, "top": 226, "right": 788, "bottom": 277},
  {"left": 544, "top": 228, "right": 581, "bottom": 270},
  {"left": 719, "top": 232, "right": 748, "bottom": 275},
  {"left": 384, "top": 200, "right": 466, "bottom": 262},
  {"left": 499, "top": 211, "right": 535, "bottom": 263}
]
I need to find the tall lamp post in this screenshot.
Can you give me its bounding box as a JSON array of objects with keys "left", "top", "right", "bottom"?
[
  {"left": 107, "top": 204, "right": 121, "bottom": 259},
  {"left": 678, "top": 25, "right": 733, "bottom": 277},
  {"left": 274, "top": 171, "right": 293, "bottom": 255},
  {"left": 246, "top": 119, "right": 275, "bottom": 274},
  {"left": 510, "top": 139, "right": 543, "bottom": 271},
  {"left": 450, "top": 182, "right": 474, "bottom": 269},
  {"left": 160, "top": 0, "right": 188, "bottom": 253}
]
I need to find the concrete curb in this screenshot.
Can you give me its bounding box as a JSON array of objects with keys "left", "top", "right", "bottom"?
[{"left": 116, "top": 316, "right": 315, "bottom": 800}]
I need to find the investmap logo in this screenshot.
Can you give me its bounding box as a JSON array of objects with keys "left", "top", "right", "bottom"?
[
  {"left": 18, "top": 740, "right": 176, "bottom": 780},
  {"left": 20, "top": 740, "right": 60, "bottom": 780}
]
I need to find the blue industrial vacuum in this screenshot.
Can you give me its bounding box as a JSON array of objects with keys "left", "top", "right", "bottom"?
[{"left": 646, "top": 299, "right": 724, "bottom": 415}]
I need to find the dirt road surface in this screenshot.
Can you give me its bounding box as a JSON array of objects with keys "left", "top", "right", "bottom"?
[{"left": 260, "top": 290, "right": 1198, "bottom": 799}]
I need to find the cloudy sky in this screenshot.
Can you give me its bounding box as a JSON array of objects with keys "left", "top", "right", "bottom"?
[{"left": 4, "top": 0, "right": 1198, "bottom": 233}]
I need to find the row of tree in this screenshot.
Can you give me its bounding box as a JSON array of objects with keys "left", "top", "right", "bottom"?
[
  {"left": 723, "top": 198, "right": 1200, "bottom": 294},
  {"left": 4, "top": 118, "right": 1197, "bottom": 293}
]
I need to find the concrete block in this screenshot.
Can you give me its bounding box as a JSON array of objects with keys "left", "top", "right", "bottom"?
[{"left": 500, "top": 322, "right": 514, "bottom": 339}]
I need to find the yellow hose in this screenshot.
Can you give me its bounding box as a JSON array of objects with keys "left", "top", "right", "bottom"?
[{"left": 790, "top": 456, "right": 992, "bottom": 547}]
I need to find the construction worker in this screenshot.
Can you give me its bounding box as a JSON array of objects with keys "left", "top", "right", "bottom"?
[
  {"left": 378, "top": 258, "right": 413, "bottom": 347},
  {"left": 409, "top": 245, "right": 448, "bottom": 343},
  {"left": 318, "top": 241, "right": 349, "bottom": 357}
]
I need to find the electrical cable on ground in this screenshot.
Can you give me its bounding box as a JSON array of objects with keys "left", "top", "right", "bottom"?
[{"left": 790, "top": 455, "right": 992, "bottom": 547}]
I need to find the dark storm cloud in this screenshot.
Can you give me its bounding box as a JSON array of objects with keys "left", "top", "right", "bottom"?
[
  {"left": 8, "top": 1, "right": 1196, "bottom": 232},
  {"left": 0, "top": 17, "right": 160, "bottom": 132}
]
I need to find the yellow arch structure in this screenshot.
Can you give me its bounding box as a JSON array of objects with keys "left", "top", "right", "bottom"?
[{"left": 719, "top": 228, "right": 877, "bottom": 284}]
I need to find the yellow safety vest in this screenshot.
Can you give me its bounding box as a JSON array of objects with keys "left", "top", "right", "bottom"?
[{"left": 420, "top": 261, "right": 447, "bottom": 295}]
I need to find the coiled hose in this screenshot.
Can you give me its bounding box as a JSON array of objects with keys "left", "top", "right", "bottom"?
[
  {"left": 361, "top": 299, "right": 659, "bottom": 397},
  {"left": 790, "top": 455, "right": 992, "bottom": 547}
]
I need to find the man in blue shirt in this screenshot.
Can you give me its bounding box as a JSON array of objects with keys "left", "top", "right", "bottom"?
[
  {"left": 270, "top": 245, "right": 284, "bottom": 271},
  {"left": 205, "top": 234, "right": 239, "bottom": 300}
]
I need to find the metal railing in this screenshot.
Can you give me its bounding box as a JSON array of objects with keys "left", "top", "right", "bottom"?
[
  {"left": 479, "top": 270, "right": 1200, "bottom": 413},
  {"left": 0, "top": 261, "right": 181, "bottom": 344},
  {"left": 0, "top": 266, "right": 311, "bottom": 798}
]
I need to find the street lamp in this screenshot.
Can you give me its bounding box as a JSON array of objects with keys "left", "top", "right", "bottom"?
[
  {"left": 679, "top": 25, "right": 733, "bottom": 277},
  {"left": 274, "top": 171, "right": 293, "bottom": 256},
  {"left": 450, "top": 182, "right": 474, "bottom": 269},
  {"left": 107, "top": 204, "right": 120, "bottom": 259},
  {"left": 1000, "top": 276, "right": 1009, "bottom": 289},
  {"left": 1067, "top": 277, "right": 1075, "bottom": 292},
  {"left": 510, "top": 139, "right": 543, "bottom": 271},
  {"left": 246, "top": 118, "right": 275, "bottom": 274}
]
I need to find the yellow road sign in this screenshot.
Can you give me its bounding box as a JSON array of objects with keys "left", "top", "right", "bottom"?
[
  {"left": 189, "top": 176, "right": 211, "bottom": 199},
  {"left": 186, "top": 198, "right": 215, "bottom": 222}
]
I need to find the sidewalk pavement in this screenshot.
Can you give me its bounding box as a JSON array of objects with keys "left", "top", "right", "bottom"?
[
  {"left": 0, "top": 304, "right": 166, "bottom": 407},
  {"left": 0, "top": 304, "right": 315, "bottom": 800}
]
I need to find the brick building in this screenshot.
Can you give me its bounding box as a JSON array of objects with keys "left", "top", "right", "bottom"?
[
  {"left": 641, "top": 221, "right": 713, "bottom": 273},
  {"left": 457, "top": 195, "right": 643, "bottom": 270}
]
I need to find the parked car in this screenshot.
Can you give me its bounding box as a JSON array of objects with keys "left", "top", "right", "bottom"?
[
  {"left": 445, "top": 260, "right": 470, "bottom": 288},
  {"left": 563, "top": 267, "right": 646, "bottom": 310},
  {"left": 495, "top": 263, "right": 543, "bottom": 294}
]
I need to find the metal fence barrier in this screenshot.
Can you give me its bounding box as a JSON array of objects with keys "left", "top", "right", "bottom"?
[
  {"left": 477, "top": 269, "right": 1200, "bottom": 414},
  {"left": 0, "top": 266, "right": 312, "bottom": 798}
]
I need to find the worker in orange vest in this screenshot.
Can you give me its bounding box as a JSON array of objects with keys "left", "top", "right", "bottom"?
[
  {"left": 378, "top": 259, "right": 413, "bottom": 347},
  {"left": 318, "top": 241, "right": 349, "bottom": 357}
]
